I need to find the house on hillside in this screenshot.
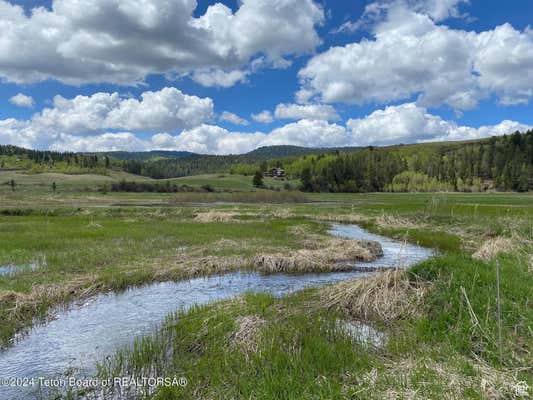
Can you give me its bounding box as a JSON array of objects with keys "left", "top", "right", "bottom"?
[{"left": 264, "top": 167, "right": 286, "bottom": 179}]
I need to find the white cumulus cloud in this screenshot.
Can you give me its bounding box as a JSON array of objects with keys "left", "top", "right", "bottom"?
[
  {"left": 0, "top": 0, "right": 323, "bottom": 86},
  {"left": 9, "top": 93, "right": 34, "bottom": 108},
  {"left": 219, "top": 111, "right": 249, "bottom": 126},
  {"left": 274, "top": 103, "right": 340, "bottom": 121},
  {"left": 300, "top": 0, "right": 533, "bottom": 110},
  {"left": 251, "top": 110, "right": 274, "bottom": 124},
  {"left": 33, "top": 87, "right": 214, "bottom": 134},
  {"left": 346, "top": 103, "right": 531, "bottom": 146}
]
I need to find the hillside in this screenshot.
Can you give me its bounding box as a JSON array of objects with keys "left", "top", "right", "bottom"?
[
  {"left": 288, "top": 130, "right": 533, "bottom": 193},
  {"left": 1, "top": 131, "right": 532, "bottom": 192},
  {"left": 97, "top": 150, "right": 196, "bottom": 161},
  {"left": 246, "top": 145, "right": 361, "bottom": 158}
]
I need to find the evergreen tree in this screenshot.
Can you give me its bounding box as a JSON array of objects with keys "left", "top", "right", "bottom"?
[{"left": 252, "top": 170, "right": 264, "bottom": 188}]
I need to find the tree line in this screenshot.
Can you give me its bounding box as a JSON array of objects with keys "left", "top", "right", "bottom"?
[
  {"left": 291, "top": 131, "right": 533, "bottom": 192},
  {"left": 0, "top": 144, "right": 112, "bottom": 172}
]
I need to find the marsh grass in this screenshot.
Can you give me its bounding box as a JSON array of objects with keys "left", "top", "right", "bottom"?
[
  {"left": 320, "top": 269, "right": 430, "bottom": 323},
  {"left": 252, "top": 238, "right": 382, "bottom": 273},
  {"left": 0, "top": 209, "right": 325, "bottom": 346},
  {"left": 87, "top": 192, "right": 532, "bottom": 399},
  {"left": 1, "top": 190, "right": 532, "bottom": 399}
]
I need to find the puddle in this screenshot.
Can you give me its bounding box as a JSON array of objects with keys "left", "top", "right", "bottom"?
[
  {"left": 0, "top": 259, "right": 45, "bottom": 277},
  {"left": 335, "top": 319, "right": 386, "bottom": 348},
  {"left": 0, "top": 224, "right": 434, "bottom": 399}
]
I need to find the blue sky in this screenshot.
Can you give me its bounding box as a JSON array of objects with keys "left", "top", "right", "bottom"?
[{"left": 1, "top": 0, "right": 532, "bottom": 153}]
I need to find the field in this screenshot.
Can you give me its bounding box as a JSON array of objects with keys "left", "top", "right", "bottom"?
[{"left": 0, "top": 171, "right": 531, "bottom": 399}]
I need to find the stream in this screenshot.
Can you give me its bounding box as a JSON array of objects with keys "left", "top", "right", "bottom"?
[{"left": 0, "top": 224, "right": 434, "bottom": 399}]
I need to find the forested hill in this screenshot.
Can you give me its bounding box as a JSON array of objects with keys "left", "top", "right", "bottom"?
[
  {"left": 0, "top": 144, "right": 358, "bottom": 177},
  {"left": 120, "top": 145, "right": 361, "bottom": 178},
  {"left": 98, "top": 145, "right": 358, "bottom": 162},
  {"left": 290, "top": 131, "right": 533, "bottom": 193},
  {"left": 1, "top": 132, "right": 532, "bottom": 192},
  {"left": 98, "top": 150, "right": 196, "bottom": 161},
  {"left": 0, "top": 144, "right": 113, "bottom": 174},
  {"left": 246, "top": 145, "right": 361, "bottom": 158}
]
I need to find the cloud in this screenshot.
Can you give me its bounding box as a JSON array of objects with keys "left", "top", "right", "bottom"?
[
  {"left": 152, "top": 125, "right": 266, "bottom": 155},
  {"left": 9, "top": 93, "right": 34, "bottom": 108},
  {"left": 219, "top": 111, "right": 249, "bottom": 126},
  {"left": 251, "top": 110, "right": 274, "bottom": 124},
  {"left": 346, "top": 103, "right": 531, "bottom": 145},
  {"left": 0, "top": 95, "right": 529, "bottom": 154},
  {"left": 33, "top": 87, "right": 214, "bottom": 133},
  {"left": 335, "top": 0, "right": 469, "bottom": 33},
  {"left": 50, "top": 132, "right": 151, "bottom": 152},
  {"left": 191, "top": 69, "right": 249, "bottom": 88},
  {"left": 274, "top": 103, "right": 340, "bottom": 121},
  {"left": 0, "top": 0, "right": 323, "bottom": 86},
  {"left": 151, "top": 119, "right": 347, "bottom": 154},
  {"left": 300, "top": 0, "right": 533, "bottom": 109}
]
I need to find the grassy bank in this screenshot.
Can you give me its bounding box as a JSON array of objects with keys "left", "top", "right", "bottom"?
[
  {"left": 0, "top": 184, "right": 531, "bottom": 398},
  {"left": 91, "top": 193, "right": 531, "bottom": 399},
  {"left": 94, "top": 250, "right": 532, "bottom": 399}
]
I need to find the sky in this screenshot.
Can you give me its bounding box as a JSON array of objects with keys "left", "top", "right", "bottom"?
[{"left": 1, "top": 0, "right": 532, "bottom": 154}]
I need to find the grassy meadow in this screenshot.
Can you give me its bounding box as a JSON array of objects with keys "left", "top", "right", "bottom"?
[{"left": 0, "top": 170, "right": 531, "bottom": 399}]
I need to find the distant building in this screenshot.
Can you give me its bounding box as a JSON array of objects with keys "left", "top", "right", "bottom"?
[{"left": 264, "top": 167, "right": 286, "bottom": 179}]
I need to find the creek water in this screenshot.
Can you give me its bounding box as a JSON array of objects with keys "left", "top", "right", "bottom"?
[
  {"left": 0, "top": 261, "right": 44, "bottom": 277},
  {"left": 0, "top": 224, "right": 434, "bottom": 399}
]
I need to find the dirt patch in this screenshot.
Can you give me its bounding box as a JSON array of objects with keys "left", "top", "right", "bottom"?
[
  {"left": 231, "top": 315, "right": 266, "bottom": 357},
  {"left": 320, "top": 269, "right": 429, "bottom": 322}
]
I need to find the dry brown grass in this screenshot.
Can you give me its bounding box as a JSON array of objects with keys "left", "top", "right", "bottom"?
[
  {"left": 473, "top": 236, "right": 519, "bottom": 261},
  {"left": 375, "top": 213, "right": 420, "bottom": 230},
  {"left": 349, "top": 356, "right": 531, "bottom": 400},
  {"left": 252, "top": 238, "right": 383, "bottom": 273},
  {"left": 231, "top": 315, "right": 266, "bottom": 357},
  {"left": 310, "top": 213, "right": 367, "bottom": 224},
  {"left": 194, "top": 211, "right": 237, "bottom": 223},
  {"left": 269, "top": 208, "right": 295, "bottom": 219},
  {"left": 320, "top": 269, "right": 429, "bottom": 322}
]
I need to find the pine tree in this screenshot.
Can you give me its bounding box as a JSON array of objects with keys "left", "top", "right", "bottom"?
[{"left": 252, "top": 170, "right": 264, "bottom": 188}]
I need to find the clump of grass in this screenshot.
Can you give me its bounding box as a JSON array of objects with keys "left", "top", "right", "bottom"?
[
  {"left": 252, "top": 238, "right": 383, "bottom": 273},
  {"left": 321, "top": 269, "right": 430, "bottom": 322},
  {"left": 194, "top": 210, "right": 237, "bottom": 223},
  {"left": 231, "top": 315, "right": 266, "bottom": 357},
  {"left": 346, "top": 356, "right": 530, "bottom": 400},
  {"left": 310, "top": 213, "right": 366, "bottom": 224},
  {"left": 473, "top": 236, "right": 519, "bottom": 261},
  {"left": 374, "top": 212, "right": 419, "bottom": 229}
]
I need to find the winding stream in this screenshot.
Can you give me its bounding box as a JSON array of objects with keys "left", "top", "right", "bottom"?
[{"left": 0, "top": 224, "right": 434, "bottom": 399}]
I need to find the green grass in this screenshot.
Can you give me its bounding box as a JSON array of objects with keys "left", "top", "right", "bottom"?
[
  {"left": 170, "top": 173, "right": 300, "bottom": 191},
  {"left": 0, "top": 180, "right": 531, "bottom": 398},
  {"left": 94, "top": 247, "right": 533, "bottom": 399},
  {"left": 411, "top": 252, "right": 533, "bottom": 366},
  {"left": 0, "top": 208, "right": 324, "bottom": 345}
]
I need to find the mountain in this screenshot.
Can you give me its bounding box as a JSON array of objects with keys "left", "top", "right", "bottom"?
[
  {"left": 97, "top": 150, "right": 197, "bottom": 161},
  {"left": 245, "top": 145, "right": 361, "bottom": 158}
]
